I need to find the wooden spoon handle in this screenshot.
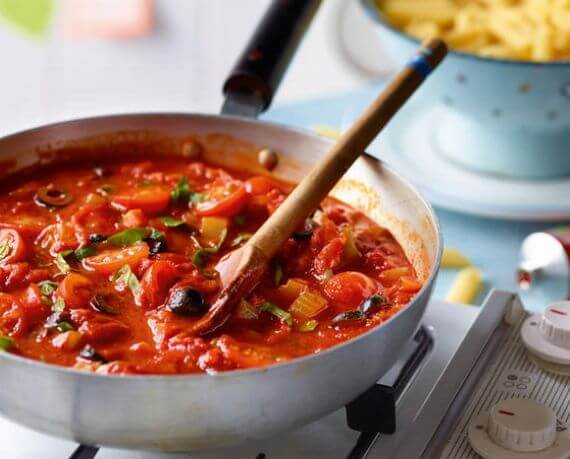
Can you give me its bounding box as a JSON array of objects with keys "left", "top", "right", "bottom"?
[{"left": 248, "top": 38, "right": 447, "bottom": 258}]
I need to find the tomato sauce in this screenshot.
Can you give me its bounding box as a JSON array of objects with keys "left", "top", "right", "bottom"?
[{"left": 0, "top": 153, "right": 422, "bottom": 375}]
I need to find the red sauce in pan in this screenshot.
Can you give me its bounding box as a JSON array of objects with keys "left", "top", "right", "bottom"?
[{"left": 0, "top": 153, "right": 422, "bottom": 375}]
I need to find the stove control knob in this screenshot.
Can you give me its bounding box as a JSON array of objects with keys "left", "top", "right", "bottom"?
[
  {"left": 487, "top": 399, "right": 557, "bottom": 452},
  {"left": 540, "top": 301, "right": 570, "bottom": 350}
]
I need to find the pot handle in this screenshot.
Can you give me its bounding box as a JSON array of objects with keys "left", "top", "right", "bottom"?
[{"left": 222, "top": 0, "right": 321, "bottom": 117}]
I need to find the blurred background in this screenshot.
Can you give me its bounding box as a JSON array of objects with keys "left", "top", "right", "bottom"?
[{"left": 0, "top": 0, "right": 389, "bottom": 135}]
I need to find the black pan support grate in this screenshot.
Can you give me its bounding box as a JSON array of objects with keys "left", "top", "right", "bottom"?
[
  {"left": 346, "top": 326, "right": 434, "bottom": 459},
  {"left": 69, "top": 327, "right": 433, "bottom": 459}
]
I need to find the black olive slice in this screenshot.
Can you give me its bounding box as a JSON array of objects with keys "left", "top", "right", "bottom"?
[
  {"left": 166, "top": 286, "right": 206, "bottom": 316},
  {"left": 360, "top": 294, "right": 389, "bottom": 315},
  {"left": 79, "top": 344, "right": 106, "bottom": 362},
  {"left": 332, "top": 310, "right": 366, "bottom": 325},
  {"left": 88, "top": 233, "right": 107, "bottom": 244},
  {"left": 89, "top": 294, "right": 118, "bottom": 315},
  {"left": 293, "top": 218, "right": 317, "bottom": 241},
  {"left": 34, "top": 187, "right": 73, "bottom": 207}
]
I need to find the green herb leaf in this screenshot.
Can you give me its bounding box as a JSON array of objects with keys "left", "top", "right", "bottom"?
[
  {"left": 55, "top": 321, "right": 73, "bottom": 332},
  {"left": 111, "top": 265, "right": 141, "bottom": 302},
  {"left": 298, "top": 319, "right": 318, "bottom": 332},
  {"left": 261, "top": 302, "right": 293, "bottom": 327},
  {"left": 273, "top": 262, "right": 283, "bottom": 286},
  {"left": 73, "top": 245, "right": 96, "bottom": 260},
  {"left": 171, "top": 176, "right": 191, "bottom": 204},
  {"left": 54, "top": 251, "right": 72, "bottom": 274},
  {"left": 52, "top": 297, "right": 65, "bottom": 313},
  {"left": 234, "top": 215, "right": 247, "bottom": 226},
  {"left": 0, "top": 335, "right": 14, "bottom": 351},
  {"left": 159, "top": 216, "right": 185, "bottom": 228},
  {"left": 148, "top": 227, "right": 165, "bottom": 241},
  {"left": 0, "top": 239, "right": 10, "bottom": 261},
  {"left": 107, "top": 227, "right": 149, "bottom": 247},
  {"left": 191, "top": 228, "right": 227, "bottom": 278},
  {"left": 231, "top": 232, "right": 252, "bottom": 247}
]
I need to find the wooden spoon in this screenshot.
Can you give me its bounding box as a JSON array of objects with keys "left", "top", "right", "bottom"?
[{"left": 192, "top": 38, "right": 447, "bottom": 335}]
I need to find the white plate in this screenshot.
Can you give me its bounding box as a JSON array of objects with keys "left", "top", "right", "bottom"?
[{"left": 343, "top": 96, "right": 570, "bottom": 221}]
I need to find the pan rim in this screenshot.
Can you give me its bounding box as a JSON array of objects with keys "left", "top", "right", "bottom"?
[{"left": 0, "top": 111, "right": 443, "bottom": 381}]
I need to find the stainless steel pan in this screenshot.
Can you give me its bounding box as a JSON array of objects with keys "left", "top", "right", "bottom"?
[{"left": 0, "top": 1, "right": 442, "bottom": 452}]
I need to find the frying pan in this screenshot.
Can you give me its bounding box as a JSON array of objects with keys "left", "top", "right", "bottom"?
[{"left": 0, "top": 0, "right": 442, "bottom": 451}]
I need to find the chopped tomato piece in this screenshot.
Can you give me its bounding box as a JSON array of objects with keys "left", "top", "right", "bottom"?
[
  {"left": 245, "top": 176, "right": 279, "bottom": 195},
  {"left": 313, "top": 237, "right": 344, "bottom": 275},
  {"left": 323, "top": 271, "right": 379, "bottom": 309},
  {"left": 196, "top": 181, "right": 246, "bottom": 217},
  {"left": 55, "top": 273, "right": 93, "bottom": 309},
  {"left": 0, "top": 229, "right": 26, "bottom": 265},
  {"left": 82, "top": 243, "right": 149, "bottom": 275},
  {"left": 20, "top": 284, "right": 50, "bottom": 326},
  {"left": 111, "top": 187, "right": 171, "bottom": 214},
  {"left": 121, "top": 209, "right": 148, "bottom": 228},
  {"left": 139, "top": 260, "right": 179, "bottom": 309}
]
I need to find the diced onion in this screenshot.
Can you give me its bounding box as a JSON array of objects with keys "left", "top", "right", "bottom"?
[{"left": 200, "top": 217, "right": 228, "bottom": 241}]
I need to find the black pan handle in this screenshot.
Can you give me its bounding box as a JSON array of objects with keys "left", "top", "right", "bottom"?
[{"left": 222, "top": 0, "right": 321, "bottom": 117}]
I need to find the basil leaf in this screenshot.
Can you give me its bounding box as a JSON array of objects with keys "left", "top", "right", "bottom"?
[
  {"left": 159, "top": 216, "right": 185, "bottom": 228},
  {"left": 190, "top": 193, "right": 206, "bottom": 203},
  {"left": 261, "top": 302, "right": 293, "bottom": 327},
  {"left": 73, "top": 245, "right": 96, "bottom": 260},
  {"left": 55, "top": 251, "right": 72, "bottom": 274},
  {"left": 230, "top": 232, "right": 252, "bottom": 247},
  {"left": 55, "top": 321, "right": 73, "bottom": 332},
  {"left": 171, "top": 176, "right": 191, "bottom": 204},
  {"left": 273, "top": 262, "right": 283, "bottom": 286},
  {"left": 107, "top": 228, "right": 149, "bottom": 247},
  {"left": 191, "top": 228, "right": 227, "bottom": 278},
  {"left": 0, "top": 239, "right": 10, "bottom": 261},
  {"left": 52, "top": 297, "right": 65, "bottom": 313},
  {"left": 111, "top": 265, "right": 141, "bottom": 302},
  {"left": 0, "top": 335, "right": 14, "bottom": 351}
]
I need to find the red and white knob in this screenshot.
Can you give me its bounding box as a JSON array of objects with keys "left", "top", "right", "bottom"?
[
  {"left": 468, "top": 399, "right": 570, "bottom": 458},
  {"left": 521, "top": 301, "right": 570, "bottom": 365}
]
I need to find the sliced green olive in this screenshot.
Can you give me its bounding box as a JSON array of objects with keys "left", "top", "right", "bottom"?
[{"left": 34, "top": 187, "right": 73, "bottom": 207}]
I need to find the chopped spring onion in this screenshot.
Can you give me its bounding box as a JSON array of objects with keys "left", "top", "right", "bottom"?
[
  {"left": 52, "top": 297, "right": 65, "bottom": 313},
  {"left": 0, "top": 335, "right": 14, "bottom": 351},
  {"left": 297, "top": 319, "right": 318, "bottom": 332},
  {"left": 111, "top": 265, "right": 141, "bottom": 302},
  {"left": 55, "top": 251, "right": 72, "bottom": 274},
  {"left": 73, "top": 245, "right": 96, "bottom": 260},
  {"left": 107, "top": 227, "right": 149, "bottom": 247},
  {"left": 0, "top": 239, "right": 10, "bottom": 261},
  {"left": 38, "top": 280, "right": 58, "bottom": 297},
  {"left": 231, "top": 232, "right": 252, "bottom": 247},
  {"left": 236, "top": 299, "right": 259, "bottom": 320},
  {"left": 290, "top": 292, "right": 328, "bottom": 319},
  {"left": 261, "top": 302, "right": 293, "bottom": 327},
  {"left": 273, "top": 262, "right": 283, "bottom": 286}
]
